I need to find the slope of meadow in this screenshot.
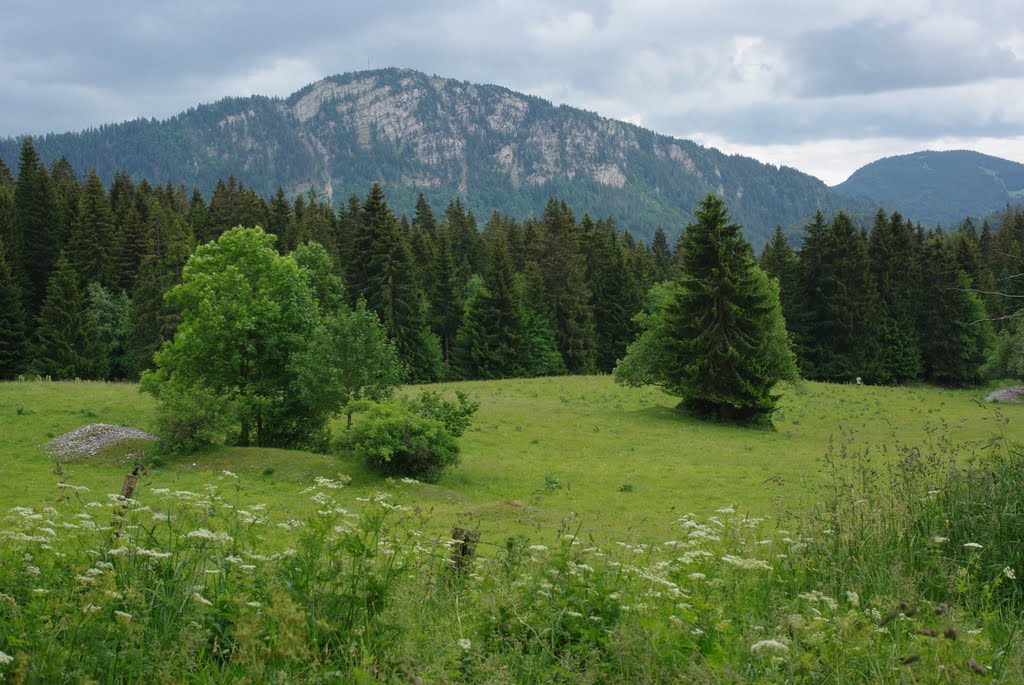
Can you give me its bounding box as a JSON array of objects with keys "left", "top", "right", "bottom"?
[
  {"left": 0, "top": 376, "right": 1017, "bottom": 541},
  {"left": 1, "top": 377, "right": 1022, "bottom": 683}
]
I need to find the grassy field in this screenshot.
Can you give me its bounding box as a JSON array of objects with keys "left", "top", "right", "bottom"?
[
  {"left": 1, "top": 376, "right": 1018, "bottom": 543},
  {"left": 2, "top": 376, "right": 1022, "bottom": 683}
]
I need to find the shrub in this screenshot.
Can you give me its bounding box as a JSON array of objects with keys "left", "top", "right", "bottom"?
[
  {"left": 148, "top": 381, "right": 234, "bottom": 455},
  {"left": 337, "top": 400, "right": 460, "bottom": 481}
]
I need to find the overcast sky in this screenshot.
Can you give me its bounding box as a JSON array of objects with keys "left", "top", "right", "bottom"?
[{"left": 2, "top": 0, "right": 1022, "bottom": 185}]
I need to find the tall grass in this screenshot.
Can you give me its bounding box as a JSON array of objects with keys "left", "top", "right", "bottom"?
[{"left": 1, "top": 433, "right": 1021, "bottom": 683}]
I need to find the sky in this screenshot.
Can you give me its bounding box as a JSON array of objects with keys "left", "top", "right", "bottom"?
[{"left": 2, "top": 0, "right": 1023, "bottom": 185}]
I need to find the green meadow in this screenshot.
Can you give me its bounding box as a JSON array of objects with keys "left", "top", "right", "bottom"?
[
  {"left": 1, "top": 377, "right": 1023, "bottom": 683},
  {"left": 1, "top": 377, "right": 1017, "bottom": 541}
]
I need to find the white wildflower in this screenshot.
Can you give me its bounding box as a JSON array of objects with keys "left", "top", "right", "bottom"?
[
  {"left": 716, "top": 506, "right": 735, "bottom": 514},
  {"left": 688, "top": 572, "right": 706, "bottom": 581},
  {"left": 457, "top": 638, "right": 471, "bottom": 650},
  {"left": 721, "top": 555, "right": 772, "bottom": 571},
  {"left": 186, "top": 528, "right": 232, "bottom": 543},
  {"left": 846, "top": 591, "right": 860, "bottom": 607},
  {"left": 931, "top": 536, "right": 949, "bottom": 544},
  {"left": 246, "top": 601, "right": 261, "bottom": 608},
  {"left": 192, "top": 592, "right": 213, "bottom": 606},
  {"left": 82, "top": 604, "right": 101, "bottom": 614},
  {"left": 963, "top": 542, "right": 983, "bottom": 549},
  {"left": 0, "top": 650, "right": 12, "bottom": 665},
  {"left": 1003, "top": 567, "right": 1016, "bottom": 580},
  {"left": 750, "top": 639, "right": 789, "bottom": 654},
  {"left": 114, "top": 610, "right": 132, "bottom": 622},
  {"left": 528, "top": 545, "right": 548, "bottom": 553},
  {"left": 221, "top": 470, "right": 238, "bottom": 479}
]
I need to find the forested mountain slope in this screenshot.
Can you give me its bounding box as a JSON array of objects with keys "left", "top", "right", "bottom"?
[{"left": 0, "top": 68, "right": 876, "bottom": 247}]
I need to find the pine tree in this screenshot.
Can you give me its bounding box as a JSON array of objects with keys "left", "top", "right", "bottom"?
[
  {"left": 355, "top": 184, "right": 442, "bottom": 382},
  {"left": 49, "top": 156, "right": 80, "bottom": 250},
  {"left": 758, "top": 225, "right": 800, "bottom": 336},
  {"left": 867, "top": 210, "right": 922, "bottom": 383},
  {"left": 67, "top": 170, "right": 117, "bottom": 287},
  {"left": 32, "top": 252, "right": 100, "bottom": 379},
  {"left": 452, "top": 229, "right": 527, "bottom": 379},
  {"left": 650, "top": 225, "right": 673, "bottom": 281},
  {"left": 668, "top": 194, "right": 796, "bottom": 420},
  {"left": 535, "top": 198, "right": 595, "bottom": 374},
  {"left": 14, "top": 137, "right": 58, "bottom": 314},
  {"left": 585, "top": 217, "right": 641, "bottom": 372},
  {"left": 0, "top": 237, "right": 27, "bottom": 378},
  {"left": 917, "top": 234, "right": 992, "bottom": 385}
]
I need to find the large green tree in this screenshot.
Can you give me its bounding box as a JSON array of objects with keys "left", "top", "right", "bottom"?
[
  {"left": 616, "top": 194, "right": 797, "bottom": 422},
  {"left": 141, "top": 227, "right": 319, "bottom": 448},
  {"left": 0, "top": 237, "right": 27, "bottom": 378},
  {"left": 32, "top": 252, "right": 101, "bottom": 380}
]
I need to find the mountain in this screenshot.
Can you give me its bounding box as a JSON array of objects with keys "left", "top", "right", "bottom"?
[
  {"left": 834, "top": 150, "right": 1024, "bottom": 228},
  {"left": 0, "top": 67, "right": 874, "bottom": 248}
]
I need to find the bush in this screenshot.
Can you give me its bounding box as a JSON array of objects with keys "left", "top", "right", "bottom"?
[
  {"left": 337, "top": 400, "right": 460, "bottom": 481},
  {"left": 148, "top": 381, "right": 234, "bottom": 455},
  {"left": 407, "top": 390, "right": 479, "bottom": 438}
]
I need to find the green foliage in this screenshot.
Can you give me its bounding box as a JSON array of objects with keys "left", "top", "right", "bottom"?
[
  {"left": 87, "top": 282, "right": 132, "bottom": 381},
  {"left": 32, "top": 252, "right": 101, "bottom": 379},
  {"left": 618, "top": 194, "right": 797, "bottom": 422},
  {"left": 986, "top": 316, "right": 1024, "bottom": 380},
  {"left": 337, "top": 400, "right": 460, "bottom": 481},
  {"left": 407, "top": 389, "right": 479, "bottom": 438},
  {"left": 290, "top": 298, "right": 404, "bottom": 427},
  {"left": 0, "top": 236, "right": 26, "bottom": 378},
  {"left": 148, "top": 381, "right": 235, "bottom": 455},
  {"left": 142, "top": 226, "right": 320, "bottom": 448}
]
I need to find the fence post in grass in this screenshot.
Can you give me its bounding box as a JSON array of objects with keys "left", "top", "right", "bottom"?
[
  {"left": 450, "top": 526, "right": 481, "bottom": 573},
  {"left": 110, "top": 466, "right": 140, "bottom": 538}
]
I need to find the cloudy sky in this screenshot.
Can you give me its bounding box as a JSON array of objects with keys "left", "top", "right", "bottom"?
[{"left": 2, "top": 0, "right": 1022, "bottom": 185}]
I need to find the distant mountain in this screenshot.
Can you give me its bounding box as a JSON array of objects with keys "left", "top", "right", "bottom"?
[
  {"left": 834, "top": 150, "right": 1024, "bottom": 228},
  {"left": 0, "top": 68, "right": 875, "bottom": 247}
]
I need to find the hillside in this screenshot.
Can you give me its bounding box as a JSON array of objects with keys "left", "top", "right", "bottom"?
[
  {"left": 0, "top": 68, "right": 875, "bottom": 247},
  {"left": 834, "top": 150, "right": 1024, "bottom": 228}
]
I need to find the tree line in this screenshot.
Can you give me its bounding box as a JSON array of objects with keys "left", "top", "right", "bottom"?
[{"left": 0, "top": 137, "right": 1020, "bottom": 387}]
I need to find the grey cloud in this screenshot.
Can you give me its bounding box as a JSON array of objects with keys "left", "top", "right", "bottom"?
[{"left": 784, "top": 19, "right": 1024, "bottom": 96}]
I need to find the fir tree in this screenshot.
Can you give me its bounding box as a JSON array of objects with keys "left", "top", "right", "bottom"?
[
  {"left": 535, "top": 198, "right": 596, "bottom": 374},
  {"left": 14, "top": 137, "right": 57, "bottom": 314},
  {"left": 586, "top": 217, "right": 641, "bottom": 372},
  {"left": 758, "top": 225, "right": 799, "bottom": 336},
  {"left": 650, "top": 225, "right": 673, "bottom": 281},
  {"left": 867, "top": 210, "right": 922, "bottom": 383},
  {"left": 0, "top": 237, "right": 27, "bottom": 378},
  {"left": 67, "top": 170, "right": 116, "bottom": 287},
  {"left": 32, "top": 252, "right": 100, "bottom": 379}
]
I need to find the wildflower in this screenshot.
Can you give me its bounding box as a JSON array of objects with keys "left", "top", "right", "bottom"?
[
  {"left": 152, "top": 513, "right": 169, "bottom": 522},
  {"left": 186, "top": 528, "right": 232, "bottom": 543},
  {"left": 108, "top": 546, "right": 129, "bottom": 556},
  {"left": 963, "top": 542, "right": 983, "bottom": 549},
  {"left": 400, "top": 477, "right": 419, "bottom": 484},
  {"left": 32, "top": 588, "right": 48, "bottom": 595},
  {"left": 1003, "top": 567, "right": 1016, "bottom": 580},
  {"left": 716, "top": 506, "right": 735, "bottom": 514},
  {"left": 221, "top": 470, "right": 238, "bottom": 479},
  {"left": 246, "top": 601, "right": 261, "bottom": 608},
  {"left": 931, "top": 536, "right": 949, "bottom": 544},
  {"left": 750, "top": 639, "right": 789, "bottom": 654},
  {"left": 457, "top": 638, "right": 471, "bottom": 650},
  {"left": 0, "top": 650, "right": 12, "bottom": 665},
  {"left": 846, "top": 591, "right": 860, "bottom": 607},
  {"left": 82, "top": 604, "right": 101, "bottom": 614},
  {"left": 688, "top": 572, "right": 706, "bottom": 581},
  {"left": 721, "top": 555, "right": 772, "bottom": 571},
  {"left": 114, "top": 610, "right": 132, "bottom": 622},
  {"left": 528, "top": 544, "right": 548, "bottom": 553},
  {"left": 193, "top": 592, "right": 213, "bottom": 606}
]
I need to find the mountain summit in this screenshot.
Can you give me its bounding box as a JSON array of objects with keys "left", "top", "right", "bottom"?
[{"left": 3, "top": 68, "right": 874, "bottom": 245}]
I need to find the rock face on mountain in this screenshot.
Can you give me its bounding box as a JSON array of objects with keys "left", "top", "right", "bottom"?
[{"left": 1, "top": 68, "right": 872, "bottom": 246}]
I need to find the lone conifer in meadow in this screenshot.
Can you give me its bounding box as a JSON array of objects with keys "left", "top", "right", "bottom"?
[{"left": 618, "top": 193, "right": 797, "bottom": 422}]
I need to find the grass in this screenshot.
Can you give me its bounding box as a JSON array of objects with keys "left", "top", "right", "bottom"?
[
  {"left": 0, "top": 376, "right": 1020, "bottom": 544},
  {"left": 1, "top": 376, "right": 1022, "bottom": 682}
]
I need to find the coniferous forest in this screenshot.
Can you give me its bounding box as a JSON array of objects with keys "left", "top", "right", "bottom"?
[{"left": 1, "top": 137, "right": 1021, "bottom": 388}]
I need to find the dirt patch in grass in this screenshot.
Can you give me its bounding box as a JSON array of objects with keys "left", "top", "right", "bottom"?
[
  {"left": 985, "top": 386, "right": 1024, "bottom": 403},
  {"left": 46, "top": 423, "right": 158, "bottom": 460}
]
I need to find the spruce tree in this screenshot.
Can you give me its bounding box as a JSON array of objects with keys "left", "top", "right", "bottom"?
[
  {"left": 868, "top": 210, "right": 922, "bottom": 383},
  {"left": 917, "top": 235, "right": 992, "bottom": 385},
  {"left": 535, "top": 198, "right": 595, "bottom": 374},
  {"left": 67, "top": 170, "right": 116, "bottom": 287},
  {"left": 32, "top": 252, "right": 100, "bottom": 379},
  {"left": 650, "top": 225, "right": 673, "bottom": 281},
  {"left": 586, "top": 217, "right": 641, "bottom": 372},
  {"left": 758, "top": 225, "right": 800, "bottom": 336},
  {"left": 14, "top": 137, "right": 58, "bottom": 315},
  {"left": 662, "top": 194, "right": 796, "bottom": 421},
  {"left": 0, "top": 237, "right": 27, "bottom": 378}
]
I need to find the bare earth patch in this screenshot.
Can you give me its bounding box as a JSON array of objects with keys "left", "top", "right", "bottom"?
[
  {"left": 46, "top": 423, "right": 158, "bottom": 460},
  {"left": 984, "top": 386, "right": 1024, "bottom": 403}
]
